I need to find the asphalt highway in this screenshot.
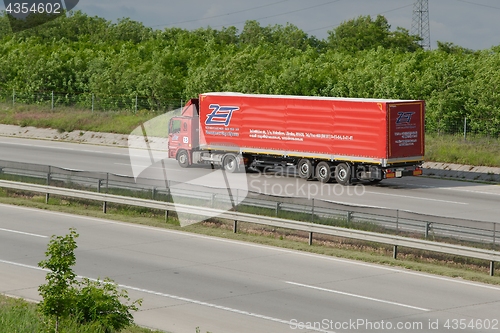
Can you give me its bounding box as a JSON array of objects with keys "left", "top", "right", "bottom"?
[
  {"left": 0, "top": 136, "right": 499, "bottom": 224},
  {"left": 2, "top": 204, "right": 500, "bottom": 333}
]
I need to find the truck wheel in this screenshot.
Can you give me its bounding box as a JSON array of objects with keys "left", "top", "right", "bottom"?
[
  {"left": 297, "top": 159, "right": 313, "bottom": 180},
  {"left": 316, "top": 161, "right": 333, "bottom": 183},
  {"left": 223, "top": 154, "right": 239, "bottom": 173},
  {"left": 335, "top": 163, "right": 351, "bottom": 185},
  {"left": 177, "top": 150, "right": 189, "bottom": 168}
]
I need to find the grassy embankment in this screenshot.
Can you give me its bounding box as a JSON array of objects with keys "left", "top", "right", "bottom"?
[
  {"left": 1, "top": 102, "right": 499, "bottom": 167},
  {"left": 0, "top": 294, "right": 165, "bottom": 333}
]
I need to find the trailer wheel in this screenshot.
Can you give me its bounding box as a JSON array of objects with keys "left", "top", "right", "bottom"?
[
  {"left": 335, "top": 163, "right": 351, "bottom": 185},
  {"left": 316, "top": 161, "right": 334, "bottom": 183},
  {"left": 223, "top": 154, "right": 239, "bottom": 173},
  {"left": 297, "top": 159, "right": 313, "bottom": 180},
  {"left": 177, "top": 150, "right": 189, "bottom": 168}
]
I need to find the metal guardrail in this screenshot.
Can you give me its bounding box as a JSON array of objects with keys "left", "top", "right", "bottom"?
[
  {"left": 0, "top": 159, "right": 499, "bottom": 247},
  {"left": 0, "top": 179, "right": 499, "bottom": 276}
]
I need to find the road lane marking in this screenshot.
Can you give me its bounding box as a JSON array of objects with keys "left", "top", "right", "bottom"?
[
  {"left": 0, "top": 259, "right": 335, "bottom": 333},
  {"left": 0, "top": 228, "right": 48, "bottom": 238},
  {"left": 364, "top": 191, "right": 468, "bottom": 205},
  {"left": 285, "top": 281, "right": 430, "bottom": 312},
  {"left": 3, "top": 204, "right": 500, "bottom": 293}
]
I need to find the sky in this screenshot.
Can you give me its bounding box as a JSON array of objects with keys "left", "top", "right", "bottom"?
[{"left": 3, "top": 0, "right": 500, "bottom": 50}]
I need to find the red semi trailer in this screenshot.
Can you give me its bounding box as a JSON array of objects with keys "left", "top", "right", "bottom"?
[{"left": 167, "top": 93, "right": 424, "bottom": 185}]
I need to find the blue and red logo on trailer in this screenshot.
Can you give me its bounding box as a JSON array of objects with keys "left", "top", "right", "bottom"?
[{"left": 205, "top": 104, "right": 239, "bottom": 126}]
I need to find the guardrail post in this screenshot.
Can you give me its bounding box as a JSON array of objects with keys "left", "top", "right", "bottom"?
[
  {"left": 493, "top": 223, "right": 497, "bottom": 247},
  {"left": 396, "top": 209, "right": 399, "bottom": 232},
  {"left": 309, "top": 232, "right": 313, "bottom": 246},
  {"left": 276, "top": 202, "right": 280, "bottom": 217},
  {"left": 97, "top": 180, "right": 101, "bottom": 193},
  {"left": 311, "top": 198, "right": 315, "bottom": 222},
  {"left": 165, "top": 210, "right": 169, "bottom": 221},
  {"left": 211, "top": 194, "right": 216, "bottom": 208},
  {"left": 45, "top": 168, "right": 51, "bottom": 203},
  {"left": 152, "top": 187, "right": 156, "bottom": 200},
  {"left": 233, "top": 220, "right": 238, "bottom": 233},
  {"left": 103, "top": 201, "right": 107, "bottom": 214},
  {"left": 490, "top": 261, "right": 495, "bottom": 276},
  {"left": 347, "top": 211, "right": 352, "bottom": 224},
  {"left": 425, "top": 222, "right": 432, "bottom": 239},
  {"left": 106, "top": 173, "right": 109, "bottom": 193},
  {"left": 393, "top": 245, "right": 398, "bottom": 259}
]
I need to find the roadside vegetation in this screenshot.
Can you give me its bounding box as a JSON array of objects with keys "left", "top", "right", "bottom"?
[
  {"left": 0, "top": 294, "right": 165, "bottom": 333},
  {"left": 1, "top": 11, "right": 500, "bottom": 140}
]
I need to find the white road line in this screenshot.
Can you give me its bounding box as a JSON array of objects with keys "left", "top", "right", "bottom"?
[
  {"left": 0, "top": 228, "right": 48, "bottom": 238},
  {"left": 364, "top": 191, "right": 468, "bottom": 205},
  {"left": 285, "top": 281, "right": 430, "bottom": 312},
  {"left": 396, "top": 182, "right": 500, "bottom": 196},
  {"left": 0, "top": 259, "right": 334, "bottom": 333},
  {"left": 3, "top": 203, "right": 500, "bottom": 292}
]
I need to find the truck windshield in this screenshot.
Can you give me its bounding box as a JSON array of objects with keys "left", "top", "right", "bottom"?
[{"left": 169, "top": 119, "right": 181, "bottom": 134}]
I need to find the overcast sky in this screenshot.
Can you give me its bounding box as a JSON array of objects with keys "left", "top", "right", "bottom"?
[{"left": 3, "top": 0, "right": 500, "bottom": 49}]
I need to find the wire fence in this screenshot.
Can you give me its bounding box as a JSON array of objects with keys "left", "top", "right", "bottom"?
[
  {"left": 0, "top": 89, "right": 185, "bottom": 113},
  {"left": 428, "top": 116, "right": 500, "bottom": 139},
  {"left": 1, "top": 88, "right": 499, "bottom": 137}
]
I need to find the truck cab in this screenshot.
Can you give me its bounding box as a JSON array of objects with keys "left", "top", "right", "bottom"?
[{"left": 168, "top": 99, "right": 199, "bottom": 167}]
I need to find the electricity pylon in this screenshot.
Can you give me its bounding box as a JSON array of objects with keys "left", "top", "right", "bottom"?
[{"left": 411, "top": 0, "right": 431, "bottom": 50}]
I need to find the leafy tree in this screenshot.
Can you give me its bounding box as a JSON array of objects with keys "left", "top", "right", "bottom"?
[
  {"left": 327, "top": 15, "right": 421, "bottom": 53},
  {"left": 437, "top": 41, "right": 475, "bottom": 55},
  {"left": 38, "top": 228, "right": 141, "bottom": 333},
  {"left": 38, "top": 228, "right": 79, "bottom": 332}
]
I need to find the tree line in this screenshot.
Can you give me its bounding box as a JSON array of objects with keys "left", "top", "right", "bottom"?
[{"left": 0, "top": 11, "right": 499, "bottom": 135}]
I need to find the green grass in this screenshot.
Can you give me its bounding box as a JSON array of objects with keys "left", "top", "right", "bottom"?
[
  {"left": 0, "top": 102, "right": 159, "bottom": 134},
  {"left": 426, "top": 133, "right": 500, "bottom": 167},
  {"left": 0, "top": 295, "right": 165, "bottom": 333}
]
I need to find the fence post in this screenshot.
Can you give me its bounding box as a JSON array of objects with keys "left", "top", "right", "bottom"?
[
  {"left": 233, "top": 220, "right": 238, "bottom": 233},
  {"left": 464, "top": 117, "right": 467, "bottom": 141},
  {"left": 309, "top": 232, "right": 313, "bottom": 246},
  {"left": 92, "top": 93, "right": 94, "bottom": 113},
  {"left": 393, "top": 245, "right": 398, "bottom": 259},
  {"left": 51, "top": 91, "right": 54, "bottom": 110},
  {"left": 135, "top": 94, "right": 138, "bottom": 113},
  {"left": 490, "top": 261, "right": 495, "bottom": 276},
  {"left": 12, "top": 89, "right": 15, "bottom": 107}
]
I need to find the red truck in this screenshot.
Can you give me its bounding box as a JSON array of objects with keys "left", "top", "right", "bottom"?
[{"left": 167, "top": 93, "right": 424, "bottom": 185}]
